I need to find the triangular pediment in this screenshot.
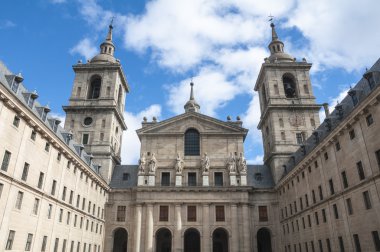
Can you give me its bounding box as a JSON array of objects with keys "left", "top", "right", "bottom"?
[{"left": 136, "top": 112, "right": 248, "bottom": 137}]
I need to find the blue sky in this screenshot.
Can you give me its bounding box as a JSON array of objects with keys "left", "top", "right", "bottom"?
[{"left": 1, "top": 0, "right": 379, "bottom": 164}]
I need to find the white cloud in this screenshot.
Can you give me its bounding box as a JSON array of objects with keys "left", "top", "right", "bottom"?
[
  {"left": 50, "top": 113, "right": 66, "bottom": 127},
  {"left": 319, "top": 87, "right": 350, "bottom": 121},
  {"left": 50, "top": 0, "right": 66, "bottom": 3},
  {"left": 247, "top": 154, "right": 264, "bottom": 164},
  {"left": 121, "top": 105, "right": 162, "bottom": 164},
  {"left": 0, "top": 20, "right": 16, "bottom": 29},
  {"left": 242, "top": 93, "right": 262, "bottom": 143},
  {"left": 69, "top": 38, "right": 98, "bottom": 60}
]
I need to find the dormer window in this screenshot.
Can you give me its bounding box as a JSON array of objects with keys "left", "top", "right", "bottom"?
[
  {"left": 11, "top": 81, "right": 19, "bottom": 93},
  {"left": 27, "top": 97, "right": 34, "bottom": 108},
  {"left": 348, "top": 89, "right": 358, "bottom": 106}
]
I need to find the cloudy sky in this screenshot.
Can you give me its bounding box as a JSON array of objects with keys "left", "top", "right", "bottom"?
[{"left": 1, "top": 0, "right": 379, "bottom": 164}]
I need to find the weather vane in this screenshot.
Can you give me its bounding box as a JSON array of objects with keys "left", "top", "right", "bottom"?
[
  {"left": 268, "top": 14, "right": 274, "bottom": 22},
  {"left": 110, "top": 16, "right": 115, "bottom": 27}
]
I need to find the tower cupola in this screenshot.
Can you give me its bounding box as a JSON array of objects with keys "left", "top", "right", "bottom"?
[
  {"left": 184, "top": 81, "right": 200, "bottom": 113},
  {"left": 90, "top": 21, "right": 117, "bottom": 64},
  {"left": 267, "top": 23, "right": 294, "bottom": 63}
]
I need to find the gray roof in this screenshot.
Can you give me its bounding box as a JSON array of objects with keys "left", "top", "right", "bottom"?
[
  {"left": 281, "top": 58, "right": 380, "bottom": 179},
  {"left": 110, "top": 164, "right": 274, "bottom": 189},
  {"left": 0, "top": 61, "right": 102, "bottom": 175}
]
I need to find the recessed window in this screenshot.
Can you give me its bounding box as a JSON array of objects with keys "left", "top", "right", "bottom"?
[
  {"left": 214, "top": 172, "right": 223, "bottom": 186},
  {"left": 338, "top": 237, "right": 345, "bottom": 252},
  {"left": 283, "top": 74, "right": 297, "bottom": 98},
  {"left": 41, "top": 236, "right": 48, "bottom": 252},
  {"left": 161, "top": 172, "right": 170, "bottom": 186},
  {"left": 366, "top": 114, "right": 374, "bottom": 126},
  {"left": 87, "top": 76, "right": 101, "bottom": 99},
  {"left": 318, "top": 185, "right": 323, "bottom": 200},
  {"left": 215, "top": 205, "right": 225, "bottom": 221},
  {"left": 357, "top": 161, "right": 365, "bottom": 180},
  {"left": 83, "top": 117, "right": 93, "bottom": 126},
  {"left": 188, "top": 172, "right": 196, "bottom": 186},
  {"left": 372, "top": 231, "right": 380, "bottom": 251},
  {"left": 159, "top": 206, "right": 169, "bottom": 221},
  {"left": 13, "top": 116, "right": 20, "bottom": 127},
  {"left": 349, "top": 129, "right": 356, "bottom": 140},
  {"left": 31, "top": 130, "right": 37, "bottom": 141},
  {"left": 15, "top": 191, "right": 24, "bottom": 209},
  {"left": 82, "top": 133, "right": 89, "bottom": 145},
  {"left": 33, "top": 198, "right": 40, "bottom": 215},
  {"left": 335, "top": 141, "right": 341, "bottom": 151},
  {"left": 324, "top": 152, "right": 328, "bottom": 160},
  {"left": 341, "top": 171, "right": 348, "bottom": 188},
  {"left": 259, "top": 206, "right": 268, "bottom": 222},
  {"left": 322, "top": 209, "right": 327, "bottom": 222},
  {"left": 353, "top": 234, "right": 361, "bottom": 252},
  {"left": 45, "top": 143, "right": 50, "bottom": 152},
  {"left": 346, "top": 198, "right": 353, "bottom": 215},
  {"left": 5, "top": 230, "right": 15, "bottom": 250},
  {"left": 21, "top": 162, "right": 29, "bottom": 181},
  {"left": 187, "top": 206, "right": 196, "bottom": 222},
  {"left": 51, "top": 180, "right": 57, "bottom": 195},
  {"left": 333, "top": 204, "right": 339, "bottom": 219},
  {"left": 116, "top": 206, "right": 126, "bottom": 222},
  {"left": 122, "top": 173, "right": 130, "bottom": 181},
  {"left": 1, "top": 150, "right": 12, "bottom": 172},
  {"left": 184, "top": 129, "right": 200, "bottom": 156},
  {"left": 296, "top": 133, "right": 304, "bottom": 144},
  {"left": 329, "top": 179, "right": 335, "bottom": 195},
  {"left": 363, "top": 190, "right": 372, "bottom": 209}
]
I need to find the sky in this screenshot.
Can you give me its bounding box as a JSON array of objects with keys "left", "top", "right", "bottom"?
[{"left": 0, "top": 0, "right": 379, "bottom": 165}]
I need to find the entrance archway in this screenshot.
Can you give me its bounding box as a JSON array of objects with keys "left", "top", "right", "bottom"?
[
  {"left": 212, "top": 228, "right": 229, "bottom": 252},
  {"left": 184, "top": 228, "right": 200, "bottom": 252},
  {"left": 257, "top": 228, "right": 272, "bottom": 252},
  {"left": 113, "top": 228, "right": 128, "bottom": 252},
  {"left": 156, "top": 228, "right": 172, "bottom": 252}
]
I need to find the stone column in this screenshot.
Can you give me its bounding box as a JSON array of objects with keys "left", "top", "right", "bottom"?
[
  {"left": 231, "top": 204, "right": 239, "bottom": 251},
  {"left": 174, "top": 204, "right": 182, "bottom": 251},
  {"left": 145, "top": 204, "right": 154, "bottom": 252},
  {"left": 135, "top": 204, "right": 142, "bottom": 252},
  {"left": 202, "top": 204, "right": 211, "bottom": 252},
  {"left": 242, "top": 204, "right": 250, "bottom": 252}
]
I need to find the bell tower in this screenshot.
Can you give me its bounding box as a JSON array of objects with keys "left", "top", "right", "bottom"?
[
  {"left": 254, "top": 23, "right": 321, "bottom": 183},
  {"left": 63, "top": 22, "right": 130, "bottom": 182}
]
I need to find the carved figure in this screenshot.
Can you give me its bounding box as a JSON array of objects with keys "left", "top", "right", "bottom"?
[
  {"left": 238, "top": 152, "right": 247, "bottom": 174},
  {"left": 175, "top": 153, "right": 184, "bottom": 173},
  {"left": 227, "top": 152, "right": 236, "bottom": 173},
  {"left": 201, "top": 152, "right": 210, "bottom": 172},
  {"left": 149, "top": 153, "right": 157, "bottom": 173},
  {"left": 138, "top": 153, "right": 146, "bottom": 173}
]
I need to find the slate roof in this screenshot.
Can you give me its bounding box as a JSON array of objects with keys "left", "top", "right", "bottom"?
[
  {"left": 281, "top": 58, "right": 380, "bottom": 180},
  {"left": 0, "top": 61, "right": 102, "bottom": 175},
  {"left": 110, "top": 164, "right": 275, "bottom": 189}
]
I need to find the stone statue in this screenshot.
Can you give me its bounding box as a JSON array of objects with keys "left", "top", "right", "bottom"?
[
  {"left": 138, "top": 152, "right": 146, "bottom": 174},
  {"left": 175, "top": 153, "right": 184, "bottom": 173},
  {"left": 201, "top": 152, "right": 210, "bottom": 172},
  {"left": 238, "top": 152, "right": 247, "bottom": 174},
  {"left": 149, "top": 153, "right": 157, "bottom": 173},
  {"left": 227, "top": 152, "right": 236, "bottom": 173}
]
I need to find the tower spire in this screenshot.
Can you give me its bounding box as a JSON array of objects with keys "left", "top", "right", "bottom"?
[
  {"left": 271, "top": 22, "right": 278, "bottom": 41},
  {"left": 184, "top": 80, "right": 200, "bottom": 113},
  {"left": 106, "top": 18, "right": 114, "bottom": 41},
  {"left": 267, "top": 21, "right": 294, "bottom": 63},
  {"left": 89, "top": 19, "right": 117, "bottom": 64}
]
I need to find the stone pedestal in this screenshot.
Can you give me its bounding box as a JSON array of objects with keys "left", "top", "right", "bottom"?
[
  {"left": 148, "top": 174, "right": 155, "bottom": 186},
  {"left": 229, "top": 173, "right": 237, "bottom": 186},
  {"left": 175, "top": 175, "right": 182, "bottom": 186},
  {"left": 240, "top": 174, "right": 247, "bottom": 186},
  {"left": 138, "top": 175, "right": 145, "bottom": 186},
  {"left": 202, "top": 173, "right": 209, "bottom": 186}
]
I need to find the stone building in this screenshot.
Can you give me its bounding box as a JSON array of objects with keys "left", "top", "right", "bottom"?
[{"left": 0, "top": 21, "right": 380, "bottom": 252}]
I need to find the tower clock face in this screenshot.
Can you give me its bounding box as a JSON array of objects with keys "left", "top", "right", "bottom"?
[{"left": 289, "top": 114, "right": 304, "bottom": 127}]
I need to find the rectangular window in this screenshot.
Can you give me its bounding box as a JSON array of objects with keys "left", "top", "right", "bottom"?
[
  {"left": 48, "top": 204, "right": 53, "bottom": 219},
  {"left": 318, "top": 239, "right": 323, "bottom": 252},
  {"left": 37, "top": 172, "right": 44, "bottom": 189},
  {"left": 77, "top": 195, "right": 80, "bottom": 208},
  {"left": 5, "top": 230, "right": 15, "bottom": 250},
  {"left": 80, "top": 217, "right": 83, "bottom": 228},
  {"left": 1, "top": 150, "right": 11, "bottom": 171},
  {"left": 300, "top": 198, "right": 303, "bottom": 210},
  {"left": 41, "top": 236, "right": 48, "bottom": 252},
  {"left": 62, "top": 186, "right": 67, "bottom": 201},
  {"left": 67, "top": 212, "right": 71, "bottom": 225},
  {"left": 357, "top": 161, "right": 365, "bottom": 180},
  {"left": 82, "top": 198, "right": 85, "bottom": 210},
  {"left": 322, "top": 209, "right": 327, "bottom": 222},
  {"left": 70, "top": 241, "right": 74, "bottom": 252},
  {"left": 122, "top": 173, "right": 130, "bottom": 181},
  {"left": 13, "top": 116, "right": 20, "bottom": 127},
  {"left": 187, "top": 205, "right": 196, "bottom": 222},
  {"left": 116, "top": 206, "right": 126, "bottom": 222},
  {"left": 30, "top": 130, "right": 37, "bottom": 140},
  {"left": 82, "top": 134, "right": 89, "bottom": 145},
  {"left": 74, "top": 214, "right": 77, "bottom": 227},
  {"left": 375, "top": 149, "right": 380, "bottom": 169},
  {"left": 51, "top": 180, "right": 57, "bottom": 195},
  {"left": 161, "top": 172, "right": 170, "bottom": 186},
  {"left": 33, "top": 198, "right": 40, "bottom": 214},
  {"left": 214, "top": 172, "right": 223, "bottom": 186},
  {"left": 366, "top": 114, "right": 374, "bottom": 126},
  {"left": 21, "top": 162, "right": 30, "bottom": 181},
  {"left": 188, "top": 172, "right": 196, "bottom": 186},
  {"left": 0, "top": 183, "right": 3, "bottom": 199},
  {"left": 341, "top": 171, "right": 348, "bottom": 188},
  {"left": 305, "top": 194, "right": 309, "bottom": 207},
  {"left": 353, "top": 234, "right": 361, "bottom": 252},
  {"left": 69, "top": 191, "right": 73, "bottom": 204},
  {"left": 77, "top": 242, "right": 80, "bottom": 252},
  {"left": 25, "top": 233, "right": 33, "bottom": 251},
  {"left": 54, "top": 238, "right": 59, "bottom": 252},
  {"left": 335, "top": 141, "right": 341, "bottom": 151},
  {"left": 259, "top": 206, "right": 268, "bottom": 222},
  {"left": 45, "top": 142, "right": 50, "bottom": 152},
  {"left": 329, "top": 179, "right": 335, "bottom": 195},
  {"left": 15, "top": 191, "right": 24, "bottom": 209},
  {"left": 59, "top": 209, "right": 63, "bottom": 222},
  {"left": 315, "top": 211, "right": 319, "bottom": 225},
  {"left": 326, "top": 239, "right": 331, "bottom": 252},
  {"left": 324, "top": 152, "right": 328, "bottom": 160},
  {"left": 312, "top": 190, "right": 316, "bottom": 204},
  {"left": 346, "top": 198, "right": 353, "bottom": 215},
  {"left": 215, "top": 205, "right": 225, "bottom": 221},
  {"left": 308, "top": 215, "right": 311, "bottom": 227},
  {"left": 318, "top": 185, "right": 323, "bottom": 200},
  {"left": 57, "top": 153, "right": 61, "bottom": 161},
  {"left": 349, "top": 129, "right": 356, "bottom": 140},
  {"left": 363, "top": 191, "right": 372, "bottom": 209},
  {"left": 311, "top": 241, "right": 315, "bottom": 252},
  {"left": 372, "top": 231, "right": 380, "bottom": 251},
  {"left": 338, "top": 236, "right": 345, "bottom": 252},
  {"left": 333, "top": 204, "right": 339, "bottom": 219},
  {"left": 159, "top": 206, "right": 169, "bottom": 221}
]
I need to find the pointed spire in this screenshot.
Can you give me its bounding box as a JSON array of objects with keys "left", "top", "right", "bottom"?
[
  {"left": 184, "top": 80, "right": 200, "bottom": 113},
  {"left": 270, "top": 23, "right": 278, "bottom": 41},
  {"left": 267, "top": 21, "right": 294, "bottom": 63},
  {"left": 89, "top": 19, "right": 117, "bottom": 64},
  {"left": 106, "top": 18, "right": 114, "bottom": 41}
]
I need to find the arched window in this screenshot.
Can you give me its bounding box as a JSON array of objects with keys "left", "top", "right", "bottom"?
[
  {"left": 87, "top": 76, "right": 102, "bottom": 99},
  {"left": 212, "top": 228, "right": 229, "bottom": 252},
  {"left": 113, "top": 228, "right": 128, "bottom": 252},
  {"left": 184, "top": 228, "right": 200, "bottom": 252},
  {"left": 257, "top": 228, "right": 272, "bottom": 252},
  {"left": 155, "top": 228, "right": 172, "bottom": 252},
  {"left": 282, "top": 74, "right": 297, "bottom": 98},
  {"left": 184, "top": 129, "right": 200, "bottom": 156}
]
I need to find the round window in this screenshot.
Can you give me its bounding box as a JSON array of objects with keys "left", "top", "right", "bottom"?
[{"left": 84, "top": 117, "right": 93, "bottom": 126}]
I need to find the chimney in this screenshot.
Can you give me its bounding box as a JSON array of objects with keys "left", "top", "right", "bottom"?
[{"left": 322, "top": 103, "right": 330, "bottom": 118}]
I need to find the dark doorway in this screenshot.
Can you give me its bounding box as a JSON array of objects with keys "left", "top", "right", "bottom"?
[
  {"left": 156, "top": 228, "right": 172, "bottom": 252},
  {"left": 212, "top": 228, "right": 229, "bottom": 252},
  {"left": 184, "top": 228, "right": 200, "bottom": 252},
  {"left": 113, "top": 228, "right": 128, "bottom": 252},
  {"left": 257, "top": 228, "right": 272, "bottom": 252}
]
